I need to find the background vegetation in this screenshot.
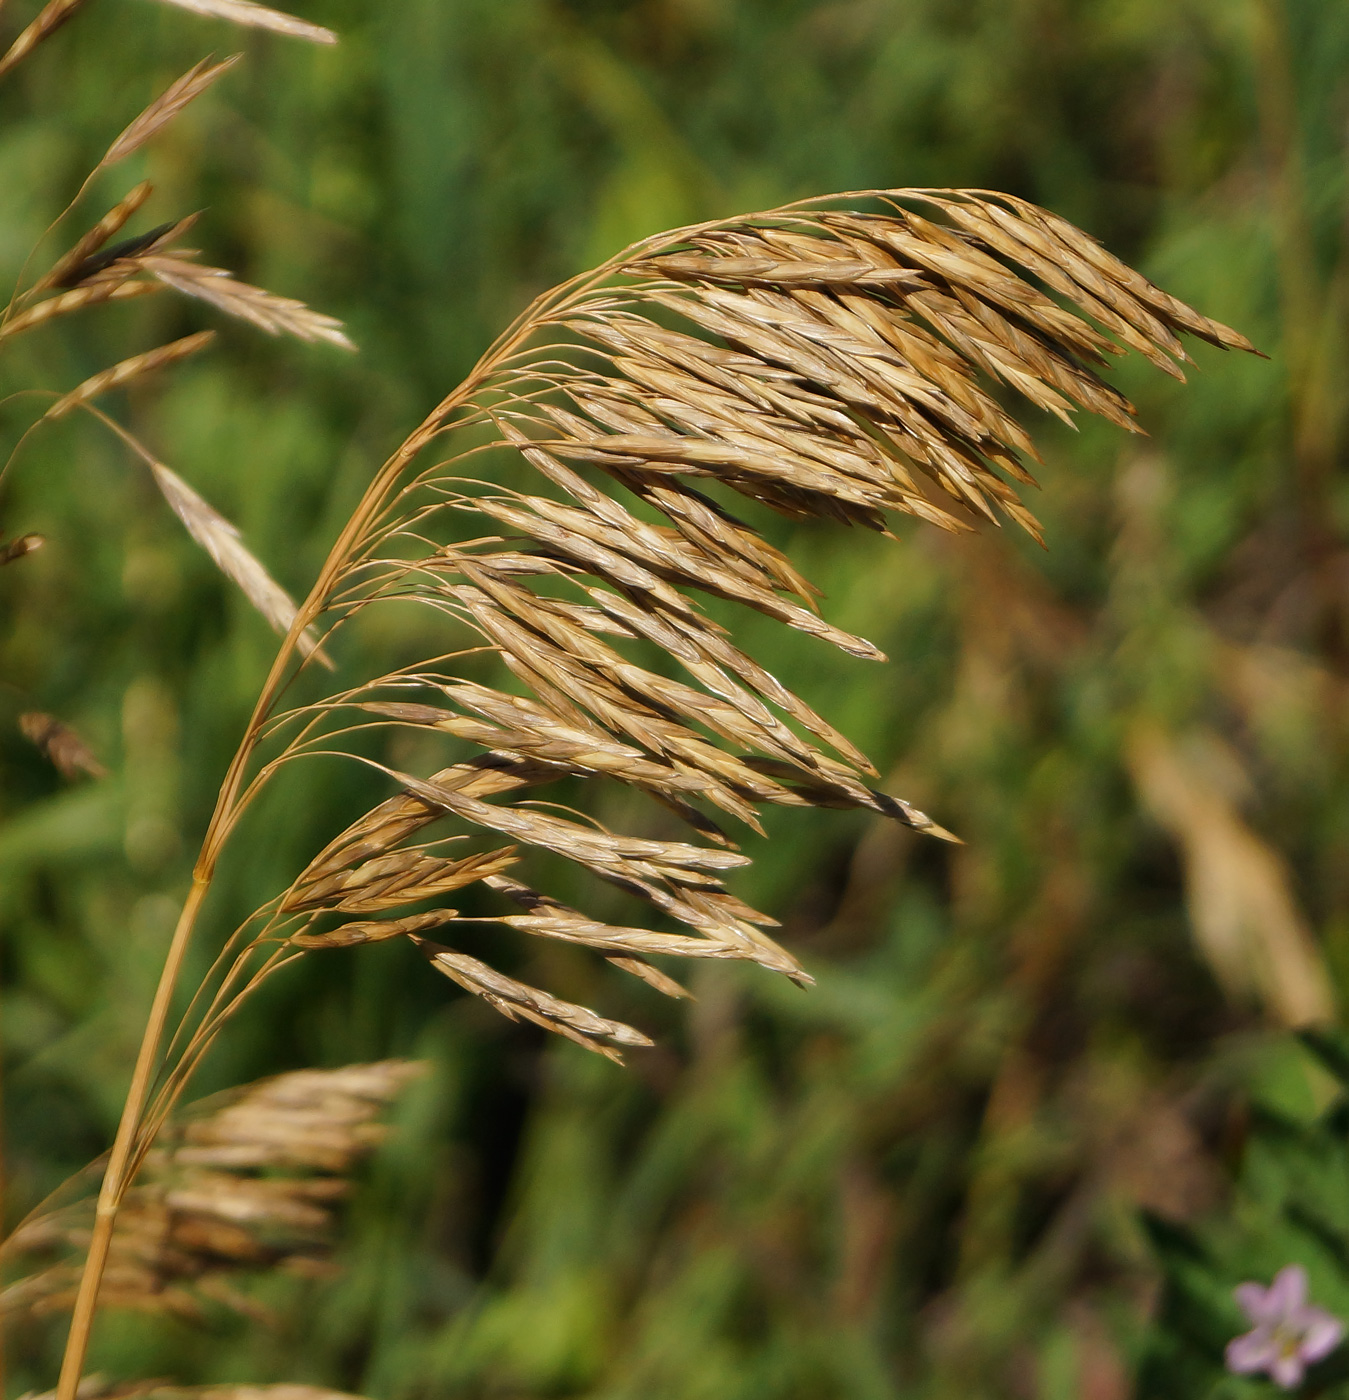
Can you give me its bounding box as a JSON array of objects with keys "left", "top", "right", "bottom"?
[{"left": 4, "top": 0, "right": 1349, "bottom": 1396}]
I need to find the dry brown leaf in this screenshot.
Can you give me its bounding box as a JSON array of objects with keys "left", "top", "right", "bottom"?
[{"left": 1128, "top": 722, "right": 1334, "bottom": 1027}]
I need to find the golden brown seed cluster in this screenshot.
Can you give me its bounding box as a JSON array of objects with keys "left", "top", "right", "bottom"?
[
  {"left": 1, "top": 1062, "right": 423, "bottom": 1320},
  {"left": 253, "top": 190, "right": 1255, "bottom": 1057}
]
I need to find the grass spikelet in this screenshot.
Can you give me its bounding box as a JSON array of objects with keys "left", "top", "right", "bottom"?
[
  {"left": 0, "top": 0, "right": 87, "bottom": 79},
  {"left": 45, "top": 330, "right": 215, "bottom": 418},
  {"left": 70, "top": 212, "right": 202, "bottom": 288},
  {"left": 145, "top": 457, "right": 330, "bottom": 663},
  {"left": 18, "top": 711, "right": 106, "bottom": 779},
  {"left": 142, "top": 255, "right": 355, "bottom": 348},
  {"left": 100, "top": 55, "right": 241, "bottom": 168},
  {"left": 283, "top": 843, "right": 519, "bottom": 914},
  {"left": 290, "top": 908, "right": 462, "bottom": 948},
  {"left": 34, "top": 180, "right": 154, "bottom": 294},
  {"left": 148, "top": 0, "right": 336, "bottom": 44},
  {"left": 413, "top": 938, "right": 653, "bottom": 1062},
  {"left": 0, "top": 278, "right": 162, "bottom": 341},
  {"left": 2, "top": 1063, "right": 423, "bottom": 1321},
  {"left": 0, "top": 532, "right": 44, "bottom": 564},
  {"left": 55, "top": 222, "right": 183, "bottom": 286}
]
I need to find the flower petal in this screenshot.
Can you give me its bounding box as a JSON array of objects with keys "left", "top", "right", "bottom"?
[
  {"left": 1300, "top": 1311, "right": 1345, "bottom": 1363},
  {"left": 1270, "top": 1353, "right": 1306, "bottom": 1390},
  {"left": 1226, "top": 1327, "right": 1279, "bottom": 1374},
  {"left": 1269, "top": 1265, "right": 1309, "bottom": 1317},
  {"left": 1236, "top": 1282, "right": 1277, "bottom": 1324}
]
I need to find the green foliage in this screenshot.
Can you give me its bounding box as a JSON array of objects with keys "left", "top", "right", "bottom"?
[
  {"left": 4, "top": 0, "right": 1349, "bottom": 1397},
  {"left": 1142, "top": 1032, "right": 1349, "bottom": 1399}
]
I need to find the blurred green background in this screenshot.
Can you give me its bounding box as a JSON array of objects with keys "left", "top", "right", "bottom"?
[{"left": 5, "top": 0, "right": 1349, "bottom": 1396}]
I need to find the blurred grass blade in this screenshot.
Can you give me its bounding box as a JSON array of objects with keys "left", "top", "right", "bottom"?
[{"left": 1128, "top": 722, "right": 1335, "bottom": 1027}]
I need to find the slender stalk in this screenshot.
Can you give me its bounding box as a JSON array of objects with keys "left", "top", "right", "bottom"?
[
  {"left": 54, "top": 874, "right": 209, "bottom": 1400},
  {"left": 53, "top": 375, "right": 485, "bottom": 1398}
]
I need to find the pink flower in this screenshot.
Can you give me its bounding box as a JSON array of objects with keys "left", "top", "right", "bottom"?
[{"left": 1225, "top": 1265, "right": 1344, "bottom": 1390}]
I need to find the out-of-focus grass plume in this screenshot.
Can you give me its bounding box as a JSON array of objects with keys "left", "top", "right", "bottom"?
[
  {"left": 1, "top": 1061, "right": 423, "bottom": 1323},
  {"left": 4, "top": 0, "right": 1349, "bottom": 1397}
]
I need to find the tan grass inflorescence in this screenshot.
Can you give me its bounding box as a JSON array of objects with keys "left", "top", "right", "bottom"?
[
  {"left": 3, "top": 1062, "right": 423, "bottom": 1321},
  {"left": 100, "top": 54, "right": 241, "bottom": 169},
  {"left": 149, "top": 0, "right": 336, "bottom": 45},
  {"left": 52, "top": 187, "right": 1259, "bottom": 1397},
  {"left": 185, "top": 188, "right": 1259, "bottom": 1056},
  {"left": 18, "top": 711, "right": 106, "bottom": 779},
  {"left": 0, "top": 0, "right": 87, "bottom": 80}
]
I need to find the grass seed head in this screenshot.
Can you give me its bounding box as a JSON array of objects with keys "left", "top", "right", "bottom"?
[
  {"left": 202, "top": 189, "right": 1258, "bottom": 1052},
  {"left": 18, "top": 712, "right": 106, "bottom": 779},
  {"left": 101, "top": 55, "right": 241, "bottom": 169}
]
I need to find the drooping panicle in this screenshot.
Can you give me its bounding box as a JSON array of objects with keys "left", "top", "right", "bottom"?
[{"left": 238, "top": 190, "right": 1256, "bottom": 1050}]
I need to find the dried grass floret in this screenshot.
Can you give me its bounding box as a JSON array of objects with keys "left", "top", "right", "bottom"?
[
  {"left": 143, "top": 255, "right": 355, "bottom": 348},
  {"left": 0, "top": 0, "right": 87, "bottom": 79},
  {"left": 45, "top": 331, "right": 215, "bottom": 419},
  {"left": 2, "top": 1062, "right": 423, "bottom": 1320},
  {"left": 148, "top": 0, "right": 337, "bottom": 44},
  {"left": 0, "top": 532, "right": 45, "bottom": 564},
  {"left": 145, "top": 457, "right": 329, "bottom": 662},
  {"left": 35, "top": 181, "right": 154, "bottom": 294},
  {"left": 414, "top": 937, "right": 653, "bottom": 1062},
  {"left": 0, "top": 280, "right": 163, "bottom": 341},
  {"left": 101, "top": 54, "right": 241, "bottom": 168},
  {"left": 19, "top": 712, "right": 107, "bottom": 779}
]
